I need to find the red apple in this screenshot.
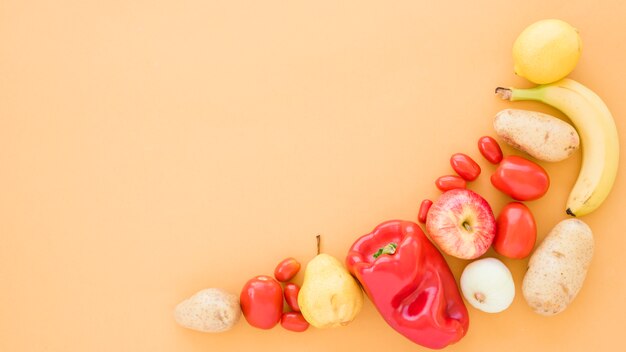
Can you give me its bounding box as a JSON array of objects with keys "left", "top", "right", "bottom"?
[{"left": 426, "top": 189, "right": 496, "bottom": 259}]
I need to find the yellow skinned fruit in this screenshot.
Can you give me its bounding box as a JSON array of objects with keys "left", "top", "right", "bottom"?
[
  {"left": 513, "top": 19, "right": 582, "bottom": 84},
  {"left": 298, "top": 253, "right": 363, "bottom": 328},
  {"left": 496, "top": 79, "right": 619, "bottom": 217}
]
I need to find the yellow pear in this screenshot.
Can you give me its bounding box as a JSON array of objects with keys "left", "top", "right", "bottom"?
[{"left": 298, "top": 253, "right": 363, "bottom": 328}]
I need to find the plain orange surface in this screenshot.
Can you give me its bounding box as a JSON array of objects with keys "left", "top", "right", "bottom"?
[{"left": 2, "top": 1, "right": 626, "bottom": 351}]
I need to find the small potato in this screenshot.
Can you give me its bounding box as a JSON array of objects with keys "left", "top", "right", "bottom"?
[
  {"left": 174, "top": 288, "right": 241, "bottom": 332},
  {"left": 494, "top": 109, "right": 580, "bottom": 162},
  {"left": 522, "top": 219, "right": 593, "bottom": 316}
]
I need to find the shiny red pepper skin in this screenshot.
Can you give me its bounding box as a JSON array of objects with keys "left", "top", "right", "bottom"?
[
  {"left": 491, "top": 156, "right": 549, "bottom": 201},
  {"left": 346, "top": 220, "right": 469, "bottom": 349}
]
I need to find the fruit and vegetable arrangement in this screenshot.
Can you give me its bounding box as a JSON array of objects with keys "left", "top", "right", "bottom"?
[{"left": 173, "top": 19, "right": 619, "bottom": 349}]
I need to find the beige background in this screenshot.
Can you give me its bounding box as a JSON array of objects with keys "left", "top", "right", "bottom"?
[{"left": 2, "top": 1, "right": 626, "bottom": 351}]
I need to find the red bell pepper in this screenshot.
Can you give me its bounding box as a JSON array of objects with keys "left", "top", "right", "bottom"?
[{"left": 346, "top": 220, "right": 469, "bottom": 349}]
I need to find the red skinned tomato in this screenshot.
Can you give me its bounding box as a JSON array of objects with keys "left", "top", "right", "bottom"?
[
  {"left": 283, "top": 283, "right": 301, "bottom": 312},
  {"left": 490, "top": 156, "right": 549, "bottom": 201},
  {"left": 240, "top": 275, "right": 283, "bottom": 329},
  {"left": 450, "top": 153, "right": 481, "bottom": 181},
  {"left": 435, "top": 175, "right": 467, "bottom": 192},
  {"left": 281, "top": 312, "right": 309, "bottom": 332},
  {"left": 493, "top": 202, "right": 536, "bottom": 259},
  {"left": 478, "top": 136, "right": 503, "bottom": 164},
  {"left": 274, "top": 258, "right": 301, "bottom": 282},
  {"left": 417, "top": 199, "right": 432, "bottom": 223}
]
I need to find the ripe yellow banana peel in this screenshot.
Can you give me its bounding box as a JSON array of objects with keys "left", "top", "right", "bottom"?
[{"left": 496, "top": 78, "right": 619, "bottom": 217}]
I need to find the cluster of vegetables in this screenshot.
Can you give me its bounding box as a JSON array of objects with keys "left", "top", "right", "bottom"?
[
  {"left": 175, "top": 257, "right": 308, "bottom": 333},
  {"left": 173, "top": 18, "right": 616, "bottom": 350},
  {"left": 417, "top": 131, "right": 592, "bottom": 317},
  {"left": 421, "top": 135, "right": 550, "bottom": 260}
]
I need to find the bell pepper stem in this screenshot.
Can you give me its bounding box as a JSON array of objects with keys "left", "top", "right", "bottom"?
[{"left": 373, "top": 242, "right": 398, "bottom": 259}]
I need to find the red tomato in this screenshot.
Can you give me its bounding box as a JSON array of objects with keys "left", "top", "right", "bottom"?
[
  {"left": 478, "top": 136, "right": 503, "bottom": 164},
  {"left": 274, "top": 258, "right": 301, "bottom": 282},
  {"left": 493, "top": 202, "right": 536, "bottom": 259},
  {"left": 280, "top": 312, "right": 309, "bottom": 332},
  {"left": 450, "top": 153, "right": 481, "bottom": 181},
  {"left": 417, "top": 199, "right": 433, "bottom": 223},
  {"left": 435, "top": 175, "right": 467, "bottom": 191},
  {"left": 490, "top": 156, "right": 549, "bottom": 201},
  {"left": 240, "top": 275, "right": 283, "bottom": 329},
  {"left": 283, "top": 283, "right": 301, "bottom": 312}
]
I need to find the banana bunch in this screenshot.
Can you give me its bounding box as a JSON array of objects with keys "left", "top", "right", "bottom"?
[
  {"left": 498, "top": 19, "right": 620, "bottom": 217},
  {"left": 496, "top": 79, "right": 619, "bottom": 217}
]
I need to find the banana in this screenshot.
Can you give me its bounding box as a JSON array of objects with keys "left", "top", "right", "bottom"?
[{"left": 496, "top": 78, "right": 619, "bottom": 217}]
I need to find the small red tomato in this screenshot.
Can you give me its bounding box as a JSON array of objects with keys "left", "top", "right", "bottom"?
[
  {"left": 493, "top": 202, "right": 536, "bottom": 259},
  {"left": 417, "top": 199, "right": 433, "bottom": 223},
  {"left": 490, "top": 156, "right": 549, "bottom": 201},
  {"left": 280, "top": 312, "right": 309, "bottom": 332},
  {"left": 450, "top": 153, "right": 481, "bottom": 181},
  {"left": 435, "top": 175, "right": 467, "bottom": 191},
  {"left": 478, "top": 136, "right": 503, "bottom": 164},
  {"left": 240, "top": 275, "right": 283, "bottom": 329},
  {"left": 283, "top": 283, "right": 301, "bottom": 312},
  {"left": 274, "top": 258, "right": 301, "bottom": 282}
]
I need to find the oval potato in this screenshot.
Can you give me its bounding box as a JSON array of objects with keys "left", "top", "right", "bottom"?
[
  {"left": 494, "top": 109, "right": 580, "bottom": 162},
  {"left": 174, "top": 288, "right": 241, "bottom": 332},
  {"left": 522, "top": 219, "right": 593, "bottom": 316}
]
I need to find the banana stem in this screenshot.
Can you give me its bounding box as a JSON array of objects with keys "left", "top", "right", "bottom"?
[
  {"left": 495, "top": 87, "right": 513, "bottom": 100},
  {"left": 495, "top": 86, "right": 543, "bottom": 102}
]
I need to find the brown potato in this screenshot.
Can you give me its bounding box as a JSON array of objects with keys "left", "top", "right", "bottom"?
[
  {"left": 522, "top": 219, "right": 594, "bottom": 316},
  {"left": 174, "top": 288, "right": 241, "bottom": 332},
  {"left": 494, "top": 109, "right": 580, "bottom": 162}
]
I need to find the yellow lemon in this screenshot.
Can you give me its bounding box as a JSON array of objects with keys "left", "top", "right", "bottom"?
[{"left": 513, "top": 19, "right": 582, "bottom": 84}]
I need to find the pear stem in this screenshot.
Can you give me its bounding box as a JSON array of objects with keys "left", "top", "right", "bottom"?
[{"left": 316, "top": 235, "right": 321, "bottom": 255}]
